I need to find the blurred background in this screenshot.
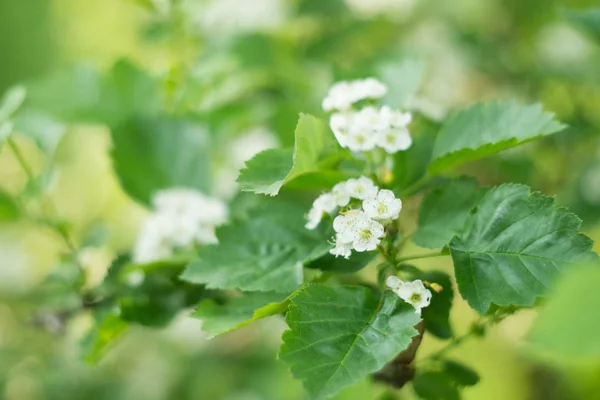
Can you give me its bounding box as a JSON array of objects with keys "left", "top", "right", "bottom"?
[{"left": 1, "top": 0, "right": 600, "bottom": 399}]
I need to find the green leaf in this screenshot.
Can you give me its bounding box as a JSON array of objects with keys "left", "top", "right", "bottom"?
[
  {"left": 413, "top": 178, "right": 487, "bottom": 249},
  {"left": 306, "top": 251, "right": 376, "bottom": 274},
  {"left": 279, "top": 285, "right": 420, "bottom": 400},
  {"left": 418, "top": 271, "right": 454, "bottom": 339},
  {"left": 443, "top": 360, "right": 480, "bottom": 387},
  {"left": 238, "top": 114, "right": 339, "bottom": 196},
  {"left": 80, "top": 310, "right": 129, "bottom": 364},
  {"left": 528, "top": 264, "right": 600, "bottom": 358},
  {"left": 181, "top": 200, "right": 332, "bottom": 293},
  {"left": 193, "top": 291, "right": 290, "bottom": 338},
  {"left": 0, "top": 85, "right": 26, "bottom": 122},
  {"left": 566, "top": 8, "right": 600, "bottom": 43},
  {"left": 413, "top": 371, "right": 460, "bottom": 400},
  {"left": 429, "top": 100, "right": 565, "bottom": 174},
  {"left": 0, "top": 189, "right": 20, "bottom": 221},
  {"left": 110, "top": 116, "right": 212, "bottom": 205},
  {"left": 393, "top": 122, "right": 437, "bottom": 193},
  {"left": 450, "top": 184, "right": 597, "bottom": 314}
]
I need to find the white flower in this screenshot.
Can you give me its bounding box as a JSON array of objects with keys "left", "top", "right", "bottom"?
[
  {"left": 333, "top": 212, "right": 362, "bottom": 243},
  {"left": 322, "top": 78, "right": 388, "bottom": 112},
  {"left": 331, "top": 182, "right": 351, "bottom": 207},
  {"left": 385, "top": 275, "right": 404, "bottom": 292},
  {"left": 379, "top": 106, "right": 412, "bottom": 128},
  {"left": 330, "top": 112, "right": 353, "bottom": 147},
  {"left": 363, "top": 189, "right": 402, "bottom": 220},
  {"left": 345, "top": 128, "right": 377, "bottom": 152},
  {"left": 305, "top": 206, "right": 324, "bottom": 230},
  {"left": 375, "top": 127, "right": 412, "bottom": 154},
  {"left": 133, "top": 188, "right": 228, "bottom": 263},
  {"left": 354, "top": 106, "right": 388, "bottom": 131},
  {"left": 352, "top": 215, "right": 385, "bottom": 252},
  {"left": 345, "top": 177, "right": 378, "bottom": 200},
  {"left": 313, "top": 193, "right": 337, "bottom": 213},
  {"left": 396, "top": 280, "right": 432, "bottom": 313},
  {"left": 330, "top": 241, "right": 352, "bottom": 258}
]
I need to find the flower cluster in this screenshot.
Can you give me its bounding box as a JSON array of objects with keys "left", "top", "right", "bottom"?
[
  {"left": 305, "top": 176, "right": 402, "bottom": 259},
  {"left": 133, "top": 188, "right": 228, "bottom": 264},
  {"left": 323, "top": 78, "right": 413, "bottom": 154},
  {"left": 386, "top": 276, "right": 432, "bottom": 313}
]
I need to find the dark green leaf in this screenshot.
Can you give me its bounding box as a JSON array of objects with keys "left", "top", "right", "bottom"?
[
  {"left": 193, "top": 291, "right": 290, "bottom": 338},
  {"left": 238, "top": 114, "right": 339, "bottom": 196},
  {"left": 413, "top": 178, "right": 487, "bottom": 249},
  {"left": 181, "top": 199, "right": 332, "bottom": 293},
  {"left": 306, "top": 251, "right": 376, "bottom": 274},
  {"left": 393, "top": 122, "right": 436, "bottom": 193},
  {"left": 418, "top": 271, "right": 454, "bottom": 339},
  {"left": 110, "top": 116, "right": 211, "bottom": 205},
  {"left": 443, "top": 360, "right": 480, "bottom": 387},
  {"left": 429, "top": 100, "right": 565, "bottom": 174},
  {"left": 450, "top": 184, "right": 597, "bottom": 314},
  {"left": 413, "top": 371, "right": 460, "bottom": 400},
  {"left": 528, "top": 264, "right": 600, "bottom": 358},
  {"left": 279, "top": 285, "right": 420, "bottom": 400}
]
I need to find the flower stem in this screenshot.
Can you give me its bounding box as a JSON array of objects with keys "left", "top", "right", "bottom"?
[
  {"left": 395, "top": 251, "right": 449, "bottom": 263},
  {"left": 400, "top": 175, "right": 433, "bottom": 197},
  {"left": 7, "top": 137, "right": 79, "bottom": 256}
]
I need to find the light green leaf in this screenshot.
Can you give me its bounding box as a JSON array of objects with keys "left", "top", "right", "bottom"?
[
  {"left": 193, "top": 291, "right": 290, "bottom": 338},
  {"left": 13, "top": 111, "right": 67, "bottom": 159},
  {"left": 429, "top": 100, "right": 565, "bottom": 174},
  {"left": 528, "top": 264, "right": 600, "bottom": 358},
  {"left": 413, "top": 178, "right": 487, "bottom": 249},
  {"left": 80, "top": 311, "right": 129, "bottom": 364},
  {"left": 413, "top": 371, "right": 460, "bottom": 400},
  {"left": 279, "top": 285, "right": 420, "bottom": 400},
  {"left": 110, "top": 116, "right": 211, "bottom": 205},
  {"left": 0, "top": 85, "right": 26, "bottom": 122},
  {"left": 379, "top": 57, "right": 425, "bottom": 108},
  {"left": 450, "top": 184, "right": 597, "bottom": 314},
  {"left": 566, "top": 8, "right": 600, "bottom": 43},
  {"left": 418, "top": 271, "right": 454, "bottom": 339},
  {"left": 0, "top": 189, "right": 20, "bottom": 221},
  {"left": 238, "top": 114, "right": 339, "bottom": 196},
  {"left": 181, "top": 200, "right": 332, "bottom": 293}
]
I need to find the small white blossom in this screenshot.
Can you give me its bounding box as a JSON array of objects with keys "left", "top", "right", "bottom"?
[
  {"left": 379, "top": 106, "right": 412, "bottom": 128},
  {"left": 375, "top": 127, "right": 412, "bottom": 154},
  {"left": 396, "top": 280, "right": 432, "bottom": 313},
  {"left": 345, "top": 128, "right": 377, "bottom": 152},
  {"left": 363, "top": 189, "right": 402, "bottom": 220},
  {"left": 385, "top": 275, "right": 404, "bottom": 292},
  {"left": 313, "top": 193, "right": 337, "bottom": 213},
  {"left": 352, "top": 216, "right": 385, "bottom": 252},
  {"left": 345, "top": 177, "right": 378, "bottom": 200},
  {"left": 133, "top": 188, "right": 228, "bottom": 264},
  {"left": 330, "top": 241, "right": 353, "bottom": 258},
  {"left": 333, "top": 212, "right": 362, "bottom": 243},
  {"left": 305, "top": 206, "right": 324, "bottom": 230},
  {"left": 322, "top": 78, "right": 388, "bottom": 112},
  {"left": 330, "top": 112, "right": 352, "bottom": 148},
  {"left": 331, "top": 182, "right": 351, "bottom": 207}
]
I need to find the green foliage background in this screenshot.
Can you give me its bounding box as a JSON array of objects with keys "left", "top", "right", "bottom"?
[{"left": 1, "top": 0, "right": 600, "bottom": 399}]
